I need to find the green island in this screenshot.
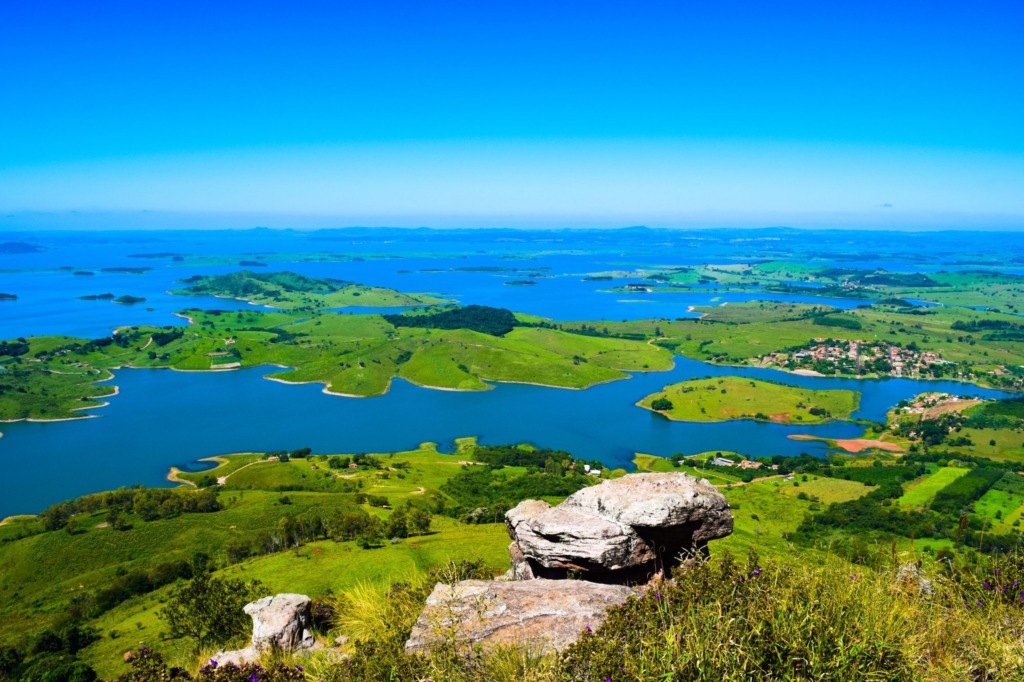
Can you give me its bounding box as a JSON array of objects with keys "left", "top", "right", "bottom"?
[
  {"left": 4, "top": 433, "right": 1024, "bottom": 680},
  {"left": 173, "top": 270, "right": 447, "bottom": 310},
  {"left": 637, "top": 376, "right": 859, "bottom": 424},
  {"left": 0, "top": 274, "right": 673, "bottom": 421}
]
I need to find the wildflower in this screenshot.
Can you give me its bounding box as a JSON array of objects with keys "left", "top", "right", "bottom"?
[
  {"left": 209, "top": 659, "right": 218, "bottom": 668},
  {"left": 295, "top": 665, "right": 304, "bottom": 672},
  {"left": 585, "top": 625, "right": 592, "bottom": 632},
  {"left": 850, "top": 574, "right": 857, "bottom": 580},
  {"left": 995, "top": 569, "right": 1001, "bottom": 576},
  {"left": 248, "top": 674, "right": 259, "bottom": 682},
  {"left": 751, "top": 568, "right": 762, "bottom": 577},
  {"left": 977, "top": 600, "right": 983, "bottom": 606},
  {"left": 984, "top": 581, "right": 992, "bottom": 590}
]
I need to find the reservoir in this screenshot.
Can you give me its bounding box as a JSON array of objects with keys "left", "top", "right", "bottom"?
[{"left": 0, "top": 356, "right": 1007, "bottom": 516}]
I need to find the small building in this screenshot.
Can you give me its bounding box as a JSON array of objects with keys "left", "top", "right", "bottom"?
[{"left": 712, "top": 457, "right": 735, "bottom": 467}]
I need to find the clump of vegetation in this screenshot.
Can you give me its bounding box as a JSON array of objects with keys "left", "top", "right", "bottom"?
[
  {"left": 159, "top": 574, "right": 265, "bottom": 653},
  {"left": 383, "top": 304, "right": 519, "bottom": 336}
]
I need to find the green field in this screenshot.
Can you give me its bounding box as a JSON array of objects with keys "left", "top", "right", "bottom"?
[
  {"left": 777, "top": 475, "right": 871, "bottom": 505},
  {"left": 898, "top": 467, "right": 970, "bottom": 510},
  {"left": 973, "top": 488, "right": 1024, "bottom": 525},
  {"left": 637, "top": 376, "right": 859, "bottom": 424},
  {"left": 945, "top": 427, "right": 1024, "bottom": 463}
]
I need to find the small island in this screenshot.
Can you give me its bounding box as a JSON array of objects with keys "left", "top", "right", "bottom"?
[
  {"left": 638, "top": 376, "right": 859, "bottom": 424},
  {"left": 78, "top": 293, "right": 115, "bottom": 300},
  {"left": 0, "top": 293, "right": 16, "bottom": 301},
  {"left": 113, "top": 295, "right": 147, "bottom": 304}
]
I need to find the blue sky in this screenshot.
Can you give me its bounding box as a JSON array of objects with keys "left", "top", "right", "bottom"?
[{"left": 1, "top": 0, "right": 1022, "bottom": 229}]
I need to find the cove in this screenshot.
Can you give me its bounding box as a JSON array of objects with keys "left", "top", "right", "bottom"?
[{"left": 0, "top": 357, "right": 1008, "bottom": 517}]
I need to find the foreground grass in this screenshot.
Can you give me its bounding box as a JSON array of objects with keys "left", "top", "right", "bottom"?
[{"left": 281, "top": 551, "right": 1024, "bottom": 682}]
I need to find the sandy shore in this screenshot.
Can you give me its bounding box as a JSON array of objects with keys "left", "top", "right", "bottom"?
[{"left": 788, "top": 433, "right": 904, "bottom": 453}]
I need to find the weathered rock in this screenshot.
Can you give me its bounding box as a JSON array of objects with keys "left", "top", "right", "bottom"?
[
  {"left": 214, "top": 593, "right": 318, "bottom": 665},
  {"left": 505, "top": 500, "right": 654, "bottom": 576},
  {"left": 506, "top": 472, "right": 732, "bottom": 582},
  {"left": 562, "top": 473, "right": 733, "bottom": 543},
  {"left": 405, "top": 579, "right": 636, "bottom": 654},
  {"left": 245, "top": 593, "right": 317, "bottom": 652},
  {"left": 505, "top": 541, "right": 536, "bottom": 580}
]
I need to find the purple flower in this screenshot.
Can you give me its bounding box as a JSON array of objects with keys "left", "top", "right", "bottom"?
[
  {"left": 995, "top": 569, "right": 1000, "bottom": 576},
  {"left": 984, "top": 581, "right": 992, "bottom": 590},
  {"left": 751, "top": 569, "right": 762, "bottom": 577},
  {"left": 295, "top": 665, "right": 303, "bottom": 672},
  {"left": 248, "top": 674, "right": 259, "bottom": 682},
  {"left": 977, "top": 600, "right": 983, "bottom": 606},
  {"left": 209, "top": 659, "right": 218, "bottom": 668},
  {"left": 585, "top": 625, "right": 592, "bottom": 632}
]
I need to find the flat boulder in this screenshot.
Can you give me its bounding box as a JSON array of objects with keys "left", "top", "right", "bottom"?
[
  {"left": 506, "top": 500, "right": 654, "bottom": 575},
  {"left": 405, "top": 579, "right": 636, "bottom": 654},
  {"left": 506, "top": 472, "right": 732, "bottom": 583}
]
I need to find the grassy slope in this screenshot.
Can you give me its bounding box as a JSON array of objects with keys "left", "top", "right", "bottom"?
[
  {"left": 81, "top": 520, "right": 510, "bottom": 678},
  {"left": 637, "top": 376, "right": 859, "bottom": 424},
  {"left": 0, "top": 441, "right": 518, "bottom": 677}
]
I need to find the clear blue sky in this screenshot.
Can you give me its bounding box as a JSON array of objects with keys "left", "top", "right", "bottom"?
[{"left": 1, "top": 0, "right": 1022, "bottom": 229}]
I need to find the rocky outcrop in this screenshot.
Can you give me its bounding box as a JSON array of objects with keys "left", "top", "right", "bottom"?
[
  {"left": 405, "top": 579, "right": 636, "bottom": 654},
  {"left": 506, "top": 472, "right": 732, "bottom": 583},
  {"left": 404, "top": 473, "right": 733, "bottom": 656},
  {"left": 215, "top": 593, "right": 318, "bottom": 665}
]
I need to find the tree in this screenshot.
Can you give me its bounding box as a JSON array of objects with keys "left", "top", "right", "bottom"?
[
  {"left": 159, "top": 574, "right": 264, "bottom": 652},
  {"left": 408, "top": 508, "right": 432, "bottom": 535},
  {"left": 651, "top": 397, "right": 673, "bottom": 412}
]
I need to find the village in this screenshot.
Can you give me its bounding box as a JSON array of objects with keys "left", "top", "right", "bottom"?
[{"left": 758, "top": 338, "right": 949, "bottom": 378}]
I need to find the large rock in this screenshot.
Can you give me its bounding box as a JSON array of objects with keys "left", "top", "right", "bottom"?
[
  {"left": 505, "top": 501, "right": 654, "bottom": 576},
  {"left": 214, "top": 593, "right": 317, "bottom": 665},
  {"left": 245, "top": 593, "right": 317, "bottom": 652},
  {"left": 405, "top": 579, "right": 636, "bottom": 654},
  {"left": 506, "top": 472, "right": 732, "bottom": 583}
]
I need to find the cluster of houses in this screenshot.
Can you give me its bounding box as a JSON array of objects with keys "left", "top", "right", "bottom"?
[
  {"left": 710, "top": 456, "right": 766, "bottom": 470},
  {"left": 759, "top": 339, "right": 948, "bottom": 378}
]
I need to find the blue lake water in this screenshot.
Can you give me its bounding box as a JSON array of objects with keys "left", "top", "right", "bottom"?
[
  {"left": 0, "top": 357, "right": 1008, "bottom": 517},
  {"left": 2, "top": 227, "right": 1023, "bottom": 516}
]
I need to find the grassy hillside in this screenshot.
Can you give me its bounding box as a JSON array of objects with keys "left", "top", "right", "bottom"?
[{"left": 0, "top": 304, "right": 672, "bottom": 420}]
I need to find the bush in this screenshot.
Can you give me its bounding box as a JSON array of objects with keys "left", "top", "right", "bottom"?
[{"left": 159, "top": 575, "right": 265, "bottom": 652}]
